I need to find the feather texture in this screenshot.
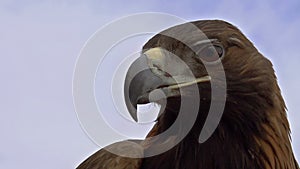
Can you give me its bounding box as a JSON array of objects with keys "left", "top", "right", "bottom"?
[{"left": 77, "top": 20, "right": 299, "bottom": 169}]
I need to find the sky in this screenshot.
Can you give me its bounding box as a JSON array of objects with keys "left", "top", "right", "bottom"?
[{"left": 0, "top": 0, "right": 299, "bottom": 168}]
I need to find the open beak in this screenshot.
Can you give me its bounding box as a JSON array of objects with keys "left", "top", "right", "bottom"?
[{"left": 124, "top": 47, "right": 211, "bottom": 122}]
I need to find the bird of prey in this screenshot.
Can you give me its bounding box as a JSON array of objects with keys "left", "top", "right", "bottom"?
[{"left": 77, "top": 20, "right": 299, "bottom": 169}]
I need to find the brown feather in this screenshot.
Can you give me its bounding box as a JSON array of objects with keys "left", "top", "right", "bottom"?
[
  {"left": 77, "top": 141, "right": 143, "bottom": 169},
  {"left": 77, "top": 20, "right": 299, "bottom": 169}
]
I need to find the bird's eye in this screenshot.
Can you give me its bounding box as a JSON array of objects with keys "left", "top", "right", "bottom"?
[{"left": 197, "top": 44, "right": 224, "bottom": 63}]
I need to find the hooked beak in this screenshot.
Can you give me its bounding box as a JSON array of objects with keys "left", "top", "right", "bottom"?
[{"left": 124, "top": 47, "right": 211, "bottom": 122}]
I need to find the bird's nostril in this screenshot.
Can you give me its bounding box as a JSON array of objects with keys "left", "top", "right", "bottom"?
[
  {"left": 153, "top": 64, "right": 160, "bottom": 69},
  {"left": 163, "top": 72, "right": 172, "bottom": 77},
  {"left": 151, "top": 64, "right": 172, "bottom": 77}
]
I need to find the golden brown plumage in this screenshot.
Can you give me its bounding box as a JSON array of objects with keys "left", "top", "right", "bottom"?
[
  {"left": 77, "top": 20, "right": 299, "bottom": 169},
  {"left": 77, "top": 141, "right": 143, "bottom": 169}
]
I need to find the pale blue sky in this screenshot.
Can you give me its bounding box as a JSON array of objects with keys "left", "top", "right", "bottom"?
[{"left": 0, "top": 1, "right": 299, "bottom": 168}]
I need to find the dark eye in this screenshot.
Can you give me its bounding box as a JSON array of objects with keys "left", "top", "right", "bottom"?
[{"left": 197, "top": 45, "right": 224, "bottom": 63}]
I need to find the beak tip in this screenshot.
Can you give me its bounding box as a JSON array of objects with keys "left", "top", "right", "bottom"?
[
  {"left": 132, "top": 115, "right": 138, "bottom": 122},
  {"left": 128, "top": 108, "right": 138, "bottom": 122}
]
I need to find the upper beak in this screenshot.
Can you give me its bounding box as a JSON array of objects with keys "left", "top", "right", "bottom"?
[{"left": 124, "top": 47, "right": 210, "bottom": 122}]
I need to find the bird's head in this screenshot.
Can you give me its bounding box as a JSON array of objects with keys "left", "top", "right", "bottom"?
[{"left": 124, "top": 20, "right": 284, "bottom": 139}]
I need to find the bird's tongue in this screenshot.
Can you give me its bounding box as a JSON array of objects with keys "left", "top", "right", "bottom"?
[
  {"left": 137, "top": 76, "right": 211, "bottom": 105},
  {"left": 136, "top": 87, "right": 181, "bottom": 104}
]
